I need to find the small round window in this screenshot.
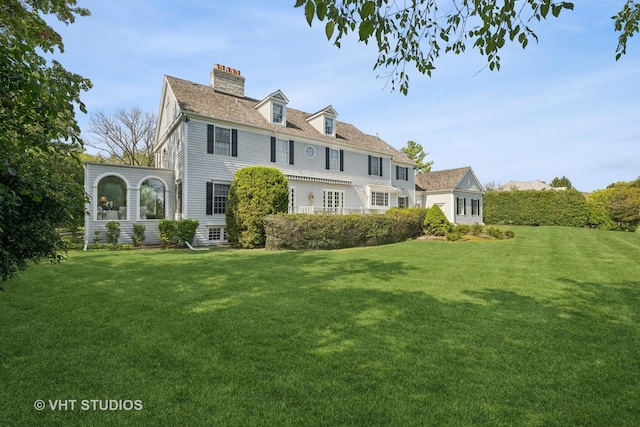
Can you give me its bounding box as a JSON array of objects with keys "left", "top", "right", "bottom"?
[{"left": 305, "top": 146, "right": 315, "bottom": 158}]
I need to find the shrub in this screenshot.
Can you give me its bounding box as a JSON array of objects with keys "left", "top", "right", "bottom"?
[
  {"left": 159, "top": 219, "right": 199, "bottom": 247},
  {"left": 504, "top": 230, "right": 515, "bottom": 239},
  {"left": 445, "top": 230, "right": 462, "bottom": 241},
  {"left": 424, "top": 205, "right": 451, "bottom": 236},
  {"left": 453, "top": 224, "right": 470, "bottom": 235},
  {"left": 226, "top": 166, "right": 289, "bottom": 248},
  {"left": 264, "top": 210, "right": 425, "bottom": 250},
  {"left": 485, "top": 226, "right": 505, "bottom": 239},
  {"left": 132, "top": 223, "right": 146, "bottom": 247},
  {"left": 176, "top": 219, "right": 199, "bottom": 245},
  {"left": 158, "top": 220, "right": 178, "bottom": 247},
  {"left": 105, "top": 221, "right": 121, "bottom": 245},
  {"left": 470, "top": 223, "right": 483, "bottom": 236}
]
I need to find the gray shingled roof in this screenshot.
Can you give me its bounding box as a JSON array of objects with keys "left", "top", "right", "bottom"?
[
  {"left": 165, "top": 75, "right": 415, "bottom": 165},
  {"left": 415, "top": 167, "right": 471, "bottom": 191}
]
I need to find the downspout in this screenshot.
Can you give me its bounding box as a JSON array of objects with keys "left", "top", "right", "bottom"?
[
  {"left": 181, "top": 114, "right": 189, "bottom": 219},
  {"left": 83, "top": 163, "right": 89, "bottom": 251}
]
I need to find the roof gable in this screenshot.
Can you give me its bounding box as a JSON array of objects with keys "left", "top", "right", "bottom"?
[{"left": 415, "top": 167, "right": 484, "bottom": 193}]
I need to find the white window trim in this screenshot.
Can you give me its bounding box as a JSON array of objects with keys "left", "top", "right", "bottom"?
[
  {"left": 276, "top": 138, "right": 289, "bottom": 164},
  {"left": 324, "top": 117, "right": 335, "bottom": 136},
  {"left": 272, "top": 102, "right": 285, "bottom": 125},
  {"left": 370, "top": 191, "right": 389, "bottom": 208},
  {"left": 214, "top": 126, "right": 231, "bottom": 156},
  {"left": 323, "top": 189, "right": 345, "bottom": 212},
  {"left": 329, "top": 148, "right": 340, "bottom": 170}
]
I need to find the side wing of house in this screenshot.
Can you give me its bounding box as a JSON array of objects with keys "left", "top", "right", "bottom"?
[
  {"left": 450, "top": 168, "right": 484, "bottom": 225},
  {"left": 84, "top": 163, "right": 175, "bottom": 247},
  {"left": 418, "top": 167, "right": 484, "bottom": 225}
]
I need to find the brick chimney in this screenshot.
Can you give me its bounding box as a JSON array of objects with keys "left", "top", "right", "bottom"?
[{"left": 210, "top": 64, "right": 245, "bottom": 98}]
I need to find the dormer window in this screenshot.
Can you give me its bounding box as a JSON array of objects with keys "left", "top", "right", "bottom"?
[
  {"left": 255, "top": 90, "right": 289, "bottom": 126},
  {"left": 273, "top": 103, "right": 284, "bottom": 124},
  {"left": 325, "top": 117, "right": 334, "bottom": 136},
  {"left": 306, "top": 105, "right": 338, "bottom": 137}
]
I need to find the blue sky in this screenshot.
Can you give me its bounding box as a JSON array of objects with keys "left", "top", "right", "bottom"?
[{"left": 49, "top": 1, "right": 639, "bottom": 192}]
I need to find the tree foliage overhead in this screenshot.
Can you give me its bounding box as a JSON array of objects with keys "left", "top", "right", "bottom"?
[
  {"left": 1, "top": 0, "right": 91, "bottom": 281},
  {"left": 295, "top": 0, "right": 638, "bottom": 94},
  {"left": 401, "top": 140, "right": 433, "bottom": 173},
  {"left": 88, "top": 107, "right": 157, "bottom": 167}
]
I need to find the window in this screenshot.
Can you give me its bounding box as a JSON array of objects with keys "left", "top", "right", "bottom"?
[
  {"left": 208, "top": 227, "right": 225, "bottom": 242},
  {"left": 140, "top": 178, "right": 165, "bottom": 219},
  {"left": 207, "top": 125, "right": 237, "bottom": 157},
  {"left": 371, "top": 191, "right": 389, "bottom": 207},
  {"left": 97, "top": 176, "right": 127, "bottom": 220},
  {"left": 272, "top": 103, "right": 284, "bottom": 124},
  {"left": 325, "top": 117, "right": 334, "bottom": 135},
  {"left": 289, "top": 187, "right": 295, "bottom": 212},
  {"left": 398, "top": 196, "right": 408, "bottom": 209},
  {"left": 323, "top": 190, "right": 344, "bottom": 213},
  {"left": 214, "top": 127, "right": 231, "bottom": 156},
  {"left": 325, "top": 147, "right": 343, "bottom": 171},
  {"left": 276, "top": 139, "right": 289, "bottom": 164},
  {"left": 368, "top": 155, "right": 383, "bottom": 176},
  {"left": 456, "top": 197, "right": 466, "bottom": 215},
  {"left": 305, "top": 146, "right": 315, "bottom": 158},
  {"left": 214, "top": 184, "right": 230, "bottom": 214},
  {"left": 206, "top": 183, "right": 231, "bottom": 215},
  {"left": 471, "top": 199, "right": 481, "bottom": 215},
  {"left": 396, "top": 166, "right": 408, "bottom": 181},
  {"left": 176, "top": 181, "right": 182, "bottom": 216}
]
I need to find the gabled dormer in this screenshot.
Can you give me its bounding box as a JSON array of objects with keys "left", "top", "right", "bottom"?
[
  {"left": 255, "top": 90, "right": 289, "bottom": 126},
  {"left": 306, "top": 106, "right": 338, "bottom": 137}
]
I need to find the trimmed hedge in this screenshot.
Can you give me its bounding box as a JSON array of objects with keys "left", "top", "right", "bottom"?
[
  {"left": 484, "top": 189, "right": 589, "bottom": 227},
  {"left": 264, "top": 208, "right": 428, "bottom": 250}
]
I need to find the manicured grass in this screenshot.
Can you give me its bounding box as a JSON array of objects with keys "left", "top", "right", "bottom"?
[{"left": 1, "top": 227, "right": 639, "bottom": 426}]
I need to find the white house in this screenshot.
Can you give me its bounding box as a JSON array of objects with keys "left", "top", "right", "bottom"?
[
  {"left": 84, "top": 64, "right": 426, "bottom": 246},
  {"left": 415, "top": 167, "right": 485, "bottom": 225}
]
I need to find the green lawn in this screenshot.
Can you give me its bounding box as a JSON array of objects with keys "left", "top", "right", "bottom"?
[{"left": 1, "top": 226, "right": 639, "bottom": 426}]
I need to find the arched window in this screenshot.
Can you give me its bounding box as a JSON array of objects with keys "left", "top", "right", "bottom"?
[
  {"left": 97, "top": 176, "right": 127, "bottom": 220},
  {"left": 140, "top": 178, "right": 165, "bottom": 219}
]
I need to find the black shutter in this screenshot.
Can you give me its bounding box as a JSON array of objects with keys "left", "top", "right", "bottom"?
[
  {"left": 405, "top": 167, "right": 409, "bottom": 181},
  {"left": 379, "top": 157, "right": 383, "bottom": 177},
  {"left": 289, "top": 140, "right": 294, "bottom": 165},
  {"left": 270, "top": 137, "right": 276, "bottom": 163},
  {"left": 326, "top": 147, "right": 330, "bottom": 170},
  {"left": 231, "top": 129, "right": 238, "bottom": 157},
  {"left": 207, "top": 125, "right": 214, "bottom": 154},
  {"left": 395, "top": 165, "right": 399, "bottom": 180},
  {"left": 368, "top": 155, "right": 372, "bottom": 175},
  {"left": 339, "top": 150, "right": 344, "bottom": 172},
  {"left": 206, "top": 182, "right": 213, "bottom": 215}
]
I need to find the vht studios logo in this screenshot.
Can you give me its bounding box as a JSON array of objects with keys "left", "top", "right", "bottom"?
[{"left": 34, "top": 399, "right": 143, "bottom": 411}]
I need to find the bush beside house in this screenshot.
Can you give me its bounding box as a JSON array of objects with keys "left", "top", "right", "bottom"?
[
  {"left": 264, "top": 208, "right": 427, "bottom": 250},
  {"left": 226, "top": 166, "right": 289, "bottom": 248}
]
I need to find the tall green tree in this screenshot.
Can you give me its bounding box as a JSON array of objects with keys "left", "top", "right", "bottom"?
[
  {"left": 550, "top": 175, "right": 573, "bottom": 189},
  {"left": 401, "top": 140, "right": 433, "bottom": 173},
  {"left": 0, "top": 0, "right": 92, "bottom": 281},
  {"left": 295, "top": 0, "right": 638, "bottom": 94}
]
